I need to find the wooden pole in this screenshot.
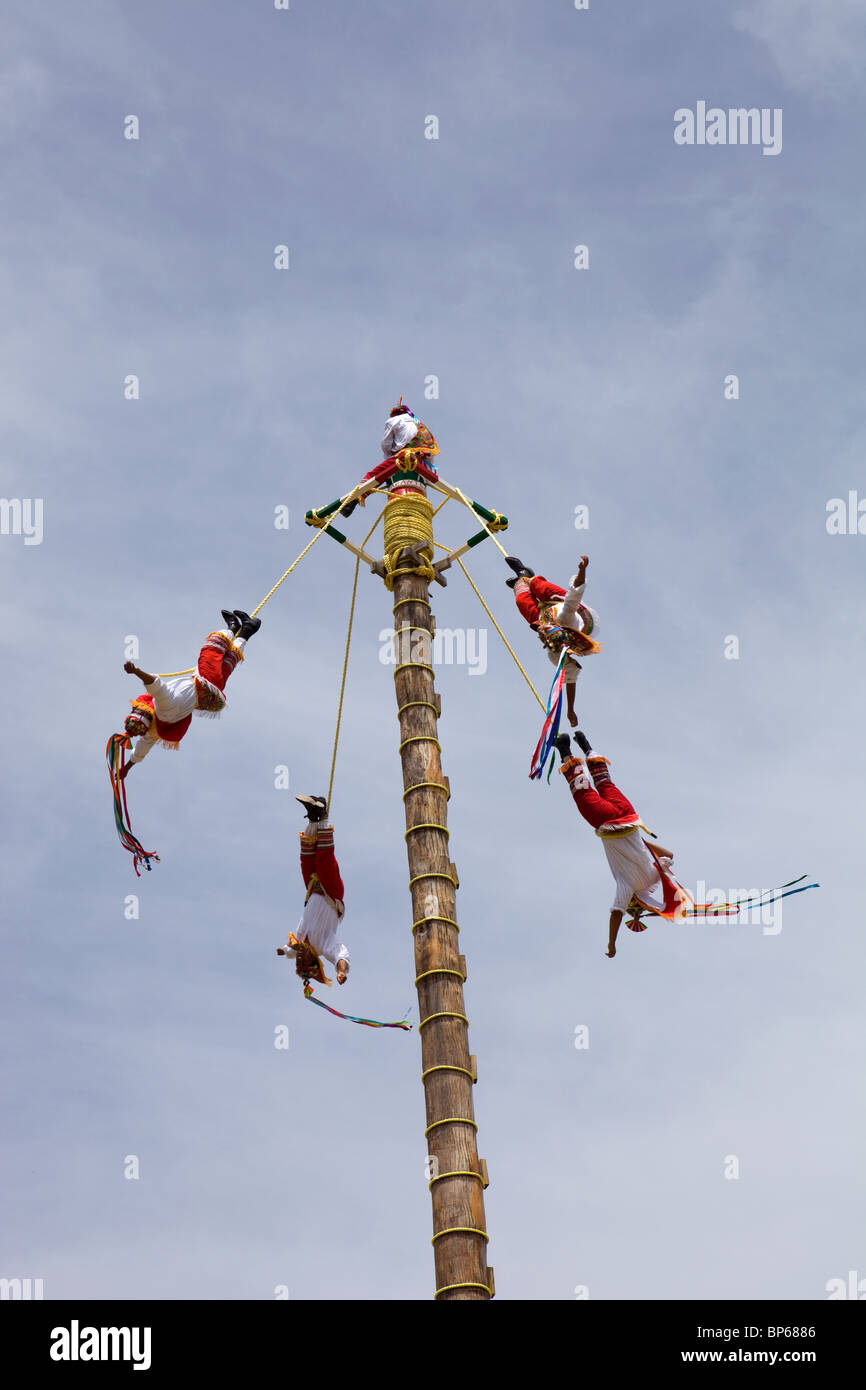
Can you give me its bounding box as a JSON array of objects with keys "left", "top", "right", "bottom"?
[{"left": 389, "top": 551, "right": 493, "bottom": 1301}]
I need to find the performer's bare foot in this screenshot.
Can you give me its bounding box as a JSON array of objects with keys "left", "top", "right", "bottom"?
[{"left": 336, "top": 961, "right": 348, "bottom": 985}]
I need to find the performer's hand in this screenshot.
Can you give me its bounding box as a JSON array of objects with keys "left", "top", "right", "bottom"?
[
  {"left": 567, "top": 710, "right": 579, "bottom": 727},
  {"left": 605, "top": 946, "right": 616, "bottom": 958},
  {"left": 336, "top": 962, "right": 348, "bottom": 985},
  {"left": 123, "top": 660, "right": 137, "bottom": 674},
  {"left": 118, "top": 762, "right": 132, "bottom": 780},
  {"left": 578, "top": 555, "right": 589, "bottom": 569}
]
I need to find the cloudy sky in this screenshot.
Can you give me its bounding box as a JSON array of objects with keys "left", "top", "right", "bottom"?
[{"left": 2, "top": 0, "right": 864, "bottom": 1302}]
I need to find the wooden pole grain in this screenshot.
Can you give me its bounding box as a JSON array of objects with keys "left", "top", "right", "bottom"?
[{"left": 390, "top": 560, "right": 493, "bottom": 1301}]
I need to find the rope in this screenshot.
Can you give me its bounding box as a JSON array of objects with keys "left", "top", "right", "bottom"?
[
  {"left": 155, "top": 522, "right": 334, "bottom": 677},
  {"left": 409, "top": 871, "right": 457, "bottom": 888},
  {"left": 451, "top": 484, "right": 509, "bottom": 557},
  {"left": 155, "top": 473, "right": 383, "bottom": 676},
  {"left": 429, "top": 1171, "right": 484, "bottom": 1189},
  {"left": 327, "top": 558, "right": 359, "bottom": 813},
  {"left": 326, "top": 506, "right": 385, "bottom": 812},
  {"left": 432, "top": 1227, "right": 489, "bottom": 1245},
  {"left": 382, "top": 494, "right": 435, "bottom": 590},
  {"left": 412, "top": 916, "right": 460, "bottom": 934},
  {"left": 455, "top": 557, "right": 545, "bottom": 711},
  {"left": 403, "top": 781, "right": 450, "bottom": 799},
  {"left": 421, "top": 1064, "right": 475, "bottom": 1083},
  {"left": 424, "top": 1116, "right": 477, "bottom": 1137},
  {"left": 434, "top": 1282, "right": 492, "bottom": 1300},
  {"left": 405, "top": 824, "right": 450, "bottom": 839},
  {"left": 250, "top": 526, "right": 328, "bottom": 618},
  {"left": 392, "top": 595, "right": 430, "bottom": 612}
]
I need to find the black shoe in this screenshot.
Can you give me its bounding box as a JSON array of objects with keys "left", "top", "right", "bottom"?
[
  {"left": 573, "top": 730, "right": 592, "bottom": 757},
  {"left": 505, "top": 556, "right": 535, "bottom": 578},
  {"left": 233, "top": 610, "right": 262, "bottom": 640},
  {"left": 221, "top": 609, "right": 242, "bottom": 634},
  {"left": 296, "top": 794, "right": 328, "bottom": 821},
  {"left": 340, "top": 498, "right": 359, "bottom": 518},
  {"left": 505, "top": 576, "right": 518, "bottom": 589},
  {"left": 553, "top": 734, "right": 572, "bottom": 762}
]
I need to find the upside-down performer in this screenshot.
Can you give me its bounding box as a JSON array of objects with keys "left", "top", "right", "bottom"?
[
  {"left": 276, "top": 798, "right": 412, "bottom": 1031},
  {"left": 551, "top": 730, "right": 819, "bottom": 959},
  {"left": 508, "top": 554, "right": 601, "bottom": 732},
  {"left": 552, "top": 730, "right": 681, "bottom": 959},
  {"left": 105, "top": 609, "right": 261, "bottom": 874},
  {"left": 118, "top": 609, "right": 261, "bottom": 771},
  {"left": 341, "top": 400, "right": 440, "bottom": 517},
  {"left": 277, "top": 795, "right": 350, "bottom": 986}
]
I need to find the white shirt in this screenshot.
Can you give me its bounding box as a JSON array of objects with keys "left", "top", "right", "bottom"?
[
  {"left": 285, "top": 892, "right": 350, "bottom": 969},
  {"left": 381, "top": 414, "right": 419, "bottom": 458},
  {"left": 549, "top": 580, "right": 600, "bottom": 646},
  {"left": 599, "top": 827, "right": 667, "bottom": 914},
  {"left": 130, "top": 674, "right": 197, "bottom": 762}
]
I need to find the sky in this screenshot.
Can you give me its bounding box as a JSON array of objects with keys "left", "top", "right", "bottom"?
[{"left": 1, "top": 0, "right": 864, "bottom": 1303}]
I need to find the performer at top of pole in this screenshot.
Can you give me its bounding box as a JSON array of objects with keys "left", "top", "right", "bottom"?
[{"left": 341, "top": 400, "right": 440, "bottom": 517}]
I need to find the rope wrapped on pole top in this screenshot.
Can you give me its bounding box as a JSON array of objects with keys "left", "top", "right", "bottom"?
[{"left": 381, "top": 495, "right": 435, "bottom": 590}]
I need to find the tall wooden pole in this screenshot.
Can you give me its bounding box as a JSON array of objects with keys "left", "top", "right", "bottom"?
[{"left": 386, "top": 508, "right": 493, "bottom": 1302}]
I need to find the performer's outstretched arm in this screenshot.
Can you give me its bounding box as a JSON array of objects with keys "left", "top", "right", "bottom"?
[
  {"left": 607, "top": 910, "right": 623, "bottom": 959},
  {"left": 124, "top": 661, "right": 156, "bottom": 686}
]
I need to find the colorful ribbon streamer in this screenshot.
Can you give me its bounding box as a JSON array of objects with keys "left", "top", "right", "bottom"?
[
  {"left": 106, "top": 733, "right": 160, "bottom": 876},
  {"left": 302, "top": 982, "right": 412, "bottom": 1031},
  {"left": 530, "top": 651, "right": 567, "bottom": 781},
  {"left": 626, "top": 874, "right": 819, "bottom": 931}
]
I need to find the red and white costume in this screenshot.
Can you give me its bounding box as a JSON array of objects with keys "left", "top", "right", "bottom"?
[
  {"left": 282, "top": 823, "right": 350, "bottom": 982},
  {"left": 358, "top": 410, "right": 440, "bottom": 501},
  {"left": 514, "top": 574, "right": 601, "bottom": 681},
  {"left": 560, "top": 754, "right": 687, "bottom": 918},
  {"left": 129, "top": 629, "right": 247, "bottom": 763},
  {"left": 381, "top": 412, "right": 422, "bottom": 459}
]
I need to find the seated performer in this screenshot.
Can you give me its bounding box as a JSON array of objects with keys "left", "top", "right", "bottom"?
[
  {"left": 278, "top": 795, "right": 350, "bottom": 985},
  {"left": 341, "top": 400, "right": 440, "bottom": 516},
  {"left": 552, "top": 730, "right": 683, "bottom": 959},
  {"left": 118, "top": 609, "right": 261, "bottom": 775},
  {"left": 506, "top": 555, "right": 601, "bottom": 727}
]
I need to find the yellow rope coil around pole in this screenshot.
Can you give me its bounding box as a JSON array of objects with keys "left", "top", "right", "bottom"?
[{"left": 382, "top": 494, "right": 435, "bottom": 590}]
